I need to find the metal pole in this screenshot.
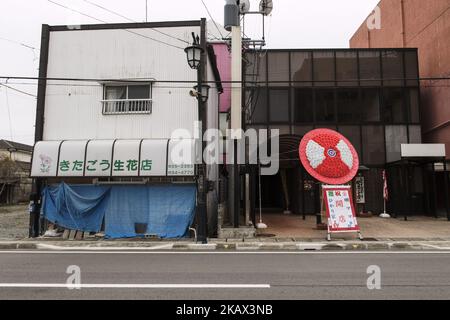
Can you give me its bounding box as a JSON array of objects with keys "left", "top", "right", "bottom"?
[
  {"left": 145, "top": 0, "right": 148, "bottom": 22},
  {"left": 197, "top": 67, "right": 208, "bottom": 244},
  {"left": 444, "top": 159, "right": 449, "bottom": 221}
]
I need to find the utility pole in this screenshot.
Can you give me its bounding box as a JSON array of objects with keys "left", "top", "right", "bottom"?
[{"left": 225, "top": 1, "right": 242, "bottom": 228}]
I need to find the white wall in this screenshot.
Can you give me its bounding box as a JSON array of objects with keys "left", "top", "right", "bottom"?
[{"left": 43, "top": 25, "right": 202, "bottom": 141}]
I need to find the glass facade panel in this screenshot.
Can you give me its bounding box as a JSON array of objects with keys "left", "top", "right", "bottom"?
[
  {"left": 404, "top": 51, "right": 419, "bottom": 87},
  {"left": 359, "top": 51, "right": 381, "bottom": 86},
  {"left": 382, "top": 50, "right": 404, "bottom": 86},
  {"left": 315, "top": 89, "right": 336, "bottom": 122},
  {"left": 337, "top": 89, "right": 360, "bottom": 122},
  {"left": 268, "top": 52, "right": 289, "bottom": 86},
  {"left": 338, "top": 126, "right": 362, "bottom": 159},
  {"left": 313, "top": 51, "right": 335, "bottom": 86},
  {"left": 292, "top": 88, "right": 313, "bottom": 123},
  {"left": 250, "top": 88, "right": 268, "bottom": 123},
  {"left": 385, "top": 125, "right": 408, "bottom": 163},
  {"left": 293, "top": 125, "right": 313, "bottom": 137},
  {"left": 409, "top": 125, "right": 422, "bottom": 143},
  {"left": 336, "top": 51, "right": 358, "bottom": 86},
  {"left": 362, "top": 125, "right": 385, "bottom": 165},
  {"left": 361, "top": 88, "right": 381, "bottom": 122},
  {"left": 408, "top": 88, "right": 420, "bottom": 123},
  {"left": 269, "top": 89, "right": 289, "bottom": 122},
  {"left": 291, "top": 52, "right": 312, "bottom": 87},
  {"left": 383, "top": 88, "right": 406, "bottom": 123},
  {"left": 245, "top": 52, "right": 266, "bottom": 84}
]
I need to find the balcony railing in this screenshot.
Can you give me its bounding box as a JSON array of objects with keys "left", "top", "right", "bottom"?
[{"left": 101, "top": 99, "right": 152, "bottom": 115}]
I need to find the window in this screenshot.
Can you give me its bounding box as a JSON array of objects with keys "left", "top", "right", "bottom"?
[
  {"left": 382, "top": 50, "right": 404, "bottom": 86},
  {"left": 313, "top": 51, "right": 335, "bottom": 86},
  {"left": 245, "top": 52, "right": 266, "bottom": 85},
  {"left": 338, "top": 126, "right": 361, "bottom": 159},
  {"left": 361, "top": 88, "right": 381, "bottom": 122},
  {"left": 337, "top": 89, "right": 360, "bottom": 122},
  {"left": 268, "top": 52, "right": 289, "bottom": 86},
  {"left": 315, "top": 89, "right": 336, "bottom": 122},
  {"left": 407, "top": 88, "right": 420, "bottom": 123},
  {"left": 103, "top": 84, "right": 152, "bottom": 115},
  {"left": 250, "top": 88, "right": 268, "bottom": 123},
  {"left": 292, "top": 88, "right": 313, "bottom": 123},
  {"left": 383, "top": 88, "right": 406, "bottom": 123},
  {"left": 409, "top": 125, "right": 422, "bottom": 144},
  {"left": 336, "top": 51, "right": 358, "bottom": 86},
  {"left": 362, "top": 125, "right": 385, "bottom": 165},
  {"left": 359, "top": 51, "right": 381, "bottom": 86},
  {"left": 269, "top": 89, "right": 289, "bottom": 122},
  {"left": 385, "top": 125, "right": 408, "bottom": 163},
  {"left": 291, "top": 52, "right": 312, "bottom": 87}
]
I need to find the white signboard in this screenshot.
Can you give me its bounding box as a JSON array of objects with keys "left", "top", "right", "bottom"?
[
  {"left": 323, "top": 185, "right": 360, "bottom": 234},
  {"left": 31, "top": 139, "right": 196, "bottom": 177},
  {"left": 167, "top": 139, "right": 196, "bottom": 176},
  {"left": 140, "top": 139, "right": 168, "bottom": 177},
  {"left": 112, "top": 140, "right": 141, "bottom": 177},
  {"left": 58, "top": 141, "right": 88, "bottom": 177},
  {"left": 355, "top": 176, "right": 365, "bottom": 204},
  {"left": 31, "top": 141, "right": 61, "bottom": 177},
  {"left": 85, "top": 140, "right": 115, "bottom": 177}
]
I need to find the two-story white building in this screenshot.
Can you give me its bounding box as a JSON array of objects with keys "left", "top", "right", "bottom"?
[{"left": 30, "top": 20, "right": 223, "bottom": 239}]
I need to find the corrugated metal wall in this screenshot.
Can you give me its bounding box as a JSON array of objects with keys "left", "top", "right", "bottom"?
[{"left": 44, "top": 26, "right": 201, "bottom": 140}]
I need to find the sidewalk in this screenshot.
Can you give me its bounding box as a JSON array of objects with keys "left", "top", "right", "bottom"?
[{"left": 1, "top": 238, "right": 450, "bottom": 251}]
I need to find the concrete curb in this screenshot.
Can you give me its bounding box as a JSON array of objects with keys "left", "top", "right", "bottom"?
[{"left": 1, "top": 241, "right": 450, "bottom": 251}]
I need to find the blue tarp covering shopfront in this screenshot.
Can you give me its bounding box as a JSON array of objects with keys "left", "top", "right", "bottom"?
[{"left": 41, "top": 183, "right": 197, "bottom": 239}]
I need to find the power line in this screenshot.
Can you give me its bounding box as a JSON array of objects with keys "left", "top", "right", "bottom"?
[
  {"left": 47, "top": 0, "right": 185, "bottom": 50},
  {"left": 200, "top": 0, "right": 224, "bottom": 39},
  {"left": 0, "top": 83, "right": 37, "bottom": 98},
  {"left": 0, "top": 37, "right": 40, "bottom": 51},
  {"left": 81, "top": 0, "right": 190, "bottom": 44},
  {"left": 2, "top": 75, "right": 449, "bottom": 85}
]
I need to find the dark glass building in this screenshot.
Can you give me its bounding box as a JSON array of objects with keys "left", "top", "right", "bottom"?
[{"left": 242, "top": 48, "right": 447, "bottom": 220}]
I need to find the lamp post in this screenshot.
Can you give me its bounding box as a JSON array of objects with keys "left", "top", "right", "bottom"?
[{"left": 185, "top": 36, "right": 209, "bottom": 244}]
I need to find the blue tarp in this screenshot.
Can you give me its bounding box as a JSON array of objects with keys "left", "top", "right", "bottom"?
[
  {"left": 42, "top": 183, "right": 110, "bottom": 233},
  {"left": 41, "top": 183, "right": 197, "bottom": 239}
]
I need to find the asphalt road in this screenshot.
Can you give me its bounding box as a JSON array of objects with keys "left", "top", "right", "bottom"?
[{"left": 0, "top": 250, "right": 449, "bottom": 300}]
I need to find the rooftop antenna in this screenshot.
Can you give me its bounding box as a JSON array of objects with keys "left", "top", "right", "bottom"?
[{"left": 145, "top": 0, "right": 148, "bottom": 22}]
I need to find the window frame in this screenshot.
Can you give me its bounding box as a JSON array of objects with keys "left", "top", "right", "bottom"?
[{"left": 102, "top": 83, "right": 153, "bottom": 115}]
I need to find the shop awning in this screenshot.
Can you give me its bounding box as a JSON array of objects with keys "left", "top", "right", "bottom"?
[
  {"left": 401, "top": 144, "right": 446, "bottom": 158},
  {"left": 31, "top": 139, "right": 200, "bottom": 178}
]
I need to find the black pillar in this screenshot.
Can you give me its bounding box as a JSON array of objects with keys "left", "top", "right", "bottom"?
[
  {"left": 196, "top": 19, "right": 208, "bottom": 244},
  {"left": 29, "top": 24, "right": 50, "bottom": 238},
  {"left": 444, "top": 160, "right": 449, "bottom": 221}
]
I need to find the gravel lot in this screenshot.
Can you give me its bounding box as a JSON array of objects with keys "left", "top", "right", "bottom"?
[{"left": 0, "top": 205, "right": 28, "bottom": 240}]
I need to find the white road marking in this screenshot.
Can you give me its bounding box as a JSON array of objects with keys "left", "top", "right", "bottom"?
[
  {"left": 0, "top": 283, "right": 270, "bottom": 289},
  {"left": 0, "top": 250, "right": 450, "bottom": 255}
]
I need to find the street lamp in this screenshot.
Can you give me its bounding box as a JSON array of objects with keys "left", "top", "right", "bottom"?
[
  {"left": 194, "top": 84, "right": 210, "bottom": 103},
  {"left": 184, "top": 45, "right": 204, "bottom": 70},
  {"left": 185, "top": 34, "right": 208, "bottom": 244}
]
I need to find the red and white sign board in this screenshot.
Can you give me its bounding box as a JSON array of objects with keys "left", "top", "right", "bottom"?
[
  {"left": 323, "top": 185, "right": 362, "bottom": 240},
  {"left": 299, "top": 129, "right": 359, "bottom": 185}
]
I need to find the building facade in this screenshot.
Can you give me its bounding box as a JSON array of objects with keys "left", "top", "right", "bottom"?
[
  {"left": 238, "top": 48, "right": 448, "bottom": 223},
  {"left": 351, "top": 0, "right": 450, "bottom": 158},
  {"left": 350, "top": 0, "right": 450, "bottom": 219},
  {"left": 30, "top": 20, "right": 223, "bottom": 239}
]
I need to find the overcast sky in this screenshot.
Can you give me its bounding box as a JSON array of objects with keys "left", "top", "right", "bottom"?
[{"left": 0, "top": 0, "right": 379, "bottom": 145}]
